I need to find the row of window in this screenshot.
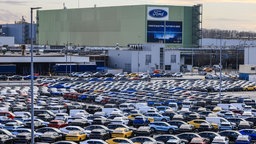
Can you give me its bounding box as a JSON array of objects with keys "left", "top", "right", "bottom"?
[{"left": 145, "top": 54, "right": 176, "bottom": 65}]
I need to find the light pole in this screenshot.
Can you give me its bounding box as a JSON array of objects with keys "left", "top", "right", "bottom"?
[
  {"left": 219, "top": 35, "right": 222, "bottom": 104},
  {"left": 30, "top": 6, "right": 42, "bottom": 144}
]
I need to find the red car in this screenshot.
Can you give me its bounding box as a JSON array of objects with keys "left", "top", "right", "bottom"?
[
  {"left": 0, "top": 111, "right": 15, "bottom": 119},
  {"left": 48, "top": 120, "right": 68, "bottom": 128}
]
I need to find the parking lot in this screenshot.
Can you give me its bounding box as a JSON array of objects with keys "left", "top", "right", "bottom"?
[{"left": 0, "top": 72, "right": 256, "bottom": 144}]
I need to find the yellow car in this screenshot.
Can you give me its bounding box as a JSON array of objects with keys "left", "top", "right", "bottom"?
[
  {"left": 128, "top": 73, "right": 138, "bottom": 77},
  {"left": 188, "top": 119, "right": 218, "bottom": 129},
  {"left": 65, "top": 131, "right": 86, "bottom": 142},
  {"left": 212, "top": 106, "right": 222, "bottom": 112},
  {"left": 243, "top": 85, "right": 255, "bottom": 91},
  {"left": 105, "top": 137, "right": 133, "bottom": 144},
  {"left": 127, "top": 114, "right": 154, "bottom": 123},
  {"left": 111, "top": 128, "right": 133, "bottom": 138},
  {"left": 127, "top": 114, "right": 142, "bottom": 120}
]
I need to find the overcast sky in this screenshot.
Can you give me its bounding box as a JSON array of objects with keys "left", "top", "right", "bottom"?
[{"left": 0, "top": 0, "right": 255, "bottom": 32}]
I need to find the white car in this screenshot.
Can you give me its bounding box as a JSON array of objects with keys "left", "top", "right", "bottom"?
[
  {"left": 212, "top": 136, "right": 229, "bottom": 144},
  {"left": 60, "top": 126, "right": 86, "bottom": 134},
  {"left": 110, "top": 117, "right": 129, "bottom": 125},
  {"left": 55, "top": 113, "right": 69, "bottom": 121}
]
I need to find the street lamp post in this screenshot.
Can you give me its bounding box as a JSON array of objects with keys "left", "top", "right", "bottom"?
[
  {"left": 30, "top": 7, "right": 42, "bottom": 144},
  {"left": 219, "top": 37, "right": 222, "bottom": 104}
]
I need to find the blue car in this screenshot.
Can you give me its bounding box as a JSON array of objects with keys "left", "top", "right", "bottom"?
[
  {"left": 149, "top": 121, "right": 178, "bottom": 134},
  {"left": 23, "top": 75, "right": 37, "bottom": 80},
  {"left": 239, "top": 129, "right": 256, "bottom": 140},
  {"left": 78, "top": 94, "right": 88, "bottom": 101},
  {"left": 133, "top": 116, "right": 150, "bottom": 128},
  {"left": 144, "top": 113, "right": 170, "bottom": 122}
]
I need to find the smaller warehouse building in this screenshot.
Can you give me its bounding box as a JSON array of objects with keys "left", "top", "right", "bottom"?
[
  {"left": 108, "top": 44, "right": 180, "bottom": 73},
  {"left": 240, "top": 47, "right": 256, "bottom": 81}
]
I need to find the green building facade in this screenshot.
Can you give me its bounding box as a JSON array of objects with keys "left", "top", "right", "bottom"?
[{"left": 38, "top": 5, "right": 202, "bottom": 47}]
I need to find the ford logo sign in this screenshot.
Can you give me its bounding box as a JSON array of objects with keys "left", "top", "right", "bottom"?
[{"left": 149, "top": 9, "right": 168, "bottom": 18}]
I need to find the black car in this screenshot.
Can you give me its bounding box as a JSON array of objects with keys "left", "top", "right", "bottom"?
[
  {"left": 92, "top": 118, "right": 110, "bottom": 126},
  {"left": 198, "top": 131, "right": 220, "bottom": 143},
  {"left": 218, "top": 130, "right": 242, "bottom": 142},
  {"left": 245, "top": 117, "right": 256, "bottom": 126},
  {"left": 0, "top": 75, "right": 8, "bottom": 81},
  {"left": 176, "top": 133, "right": 201, "bottom": 143},
  {"left": 133, "top": 126, "right": 153, "bottom": 137},
  {"left": 37, "top": 132, "right": 63, "bottom": 143},
  {"left": 8, "top": 75, "right": 22, "bottom": 80},
  {"left": 86, "top": 105, "right": 102, "bottom": 114},
  {"left": 88, "top": 129, "right": 110, "bottom": 140},
  {"left": 198, "top": 123, "right": 215, "bottom": 132},
  {"left": 227, "top": 118, "right": 253, "bottom": 127},
  {"left": 107, "top": 124, "right": 130, "bottom": 131},
  {"left": 68, "top": 119, "right": 90, "bottom": 127}
]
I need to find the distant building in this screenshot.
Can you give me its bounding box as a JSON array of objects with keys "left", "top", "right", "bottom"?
[
  {"left": 0, "top": 17, "right": 37, "bottom": 44},
  {"left": 108, "top": 44, "right": 180, "bottom": 73}
]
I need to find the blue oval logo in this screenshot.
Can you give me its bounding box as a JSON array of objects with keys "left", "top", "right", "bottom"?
[{"left": 149, "top": 9, "right": 168, "bottom": 18}]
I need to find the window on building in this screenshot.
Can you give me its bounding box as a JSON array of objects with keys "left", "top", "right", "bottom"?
[
  {"left": 251, "top": 67, "right": 255, "bottom": 71},
  {"left": 165, "top": 65, "right": 171, "bottom": 70},
  {"left": 145, "top": 55, "right": 151, "bottom": 65},
  {"left": 124, "top": 63, "right": 131, "bottom": 72},
  {"left": 171, "top": 55, "right": 176, "bottom": 63}
]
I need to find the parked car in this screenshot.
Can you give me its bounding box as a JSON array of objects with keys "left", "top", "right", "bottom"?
[
  {"left": 0, "top": 75, "right": 8, "bottom": 81},
  {"left": 149, "top": 121, "right": 178, "bottom": 134},
  {"left": 190, "top": 137, "right": 210, "bottom": 144},
  {"left": 176, "top": 132, "right": 201, "bottom": 143},
  {"left": 111, "top": 128, "right": 133, "bottom": 138},
  {"left": 65, "top": 131, "right": 87, "bottom": 142},
  {"left": 13, "top": 132, "right": 31, "bottom": 144},
  {"left": 211, "top": 136, "right": 229, "bottom": 144},
  {"left": 105, "top": 137, "right": 133, "bottom": 144},
  {"left": 48, "top": 120, "right": 68, "bottom": 129},
  {"left": 132, "top": 116, "right": 151, "bottom": 128},
  {"left": 235, "top": 135, "right": 252, "bottom": 144},
  {"left": 8, "top": 75, "right": 22, "bottom": 81},
  {"left": 219, "top": 130, "right": 241, "bottom": 142},
  {"left": 38, "top": 132, "right": 63, "bottom": 143},
  {"left": 81, "top": 139, "right": 107, "bottom": 144},
  {"left": 133, "top": 126, "right": 153, "bottom": 137},
  {"left": 239, "top": 129, "right": 256, "bottom": 140},
  {"left": 198, "top": 131, "right": 220, "bottom": 143},
  {"left": 154, "top": 134, "right": 187, "bottom": 144},
  {"left": 0, "top": 134, "right": 13, "bottom": 144},
  {"left": 89, "top": 129, "right": 110, "bottom": 140}
]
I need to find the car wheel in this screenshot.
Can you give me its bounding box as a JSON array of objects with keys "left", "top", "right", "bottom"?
[
  {"left": 150, "top": 127, "right": 155, "bottom": 132},
  {"left": 168, "top": 128, "right": 174, "bottom": 134}
]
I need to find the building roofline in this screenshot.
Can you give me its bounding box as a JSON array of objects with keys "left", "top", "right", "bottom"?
[{"left": 39, "top": 4, "right": 197, "bottom": 12}]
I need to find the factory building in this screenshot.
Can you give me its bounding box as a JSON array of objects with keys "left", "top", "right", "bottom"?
[{"left": 38, "top": 4, "right": 202, "bottom": 48}]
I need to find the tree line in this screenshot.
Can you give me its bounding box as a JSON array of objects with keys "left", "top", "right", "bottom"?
[{"left": 202, "top": 29, "right": 256, "bottom": 39}]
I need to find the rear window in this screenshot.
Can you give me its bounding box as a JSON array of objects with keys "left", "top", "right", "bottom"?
[
  {"left": 91, "top": 131, "right": 101, "bottom": 134},
  {"left": 50, "top": 122, "right": 58, "bottom": 125}
]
